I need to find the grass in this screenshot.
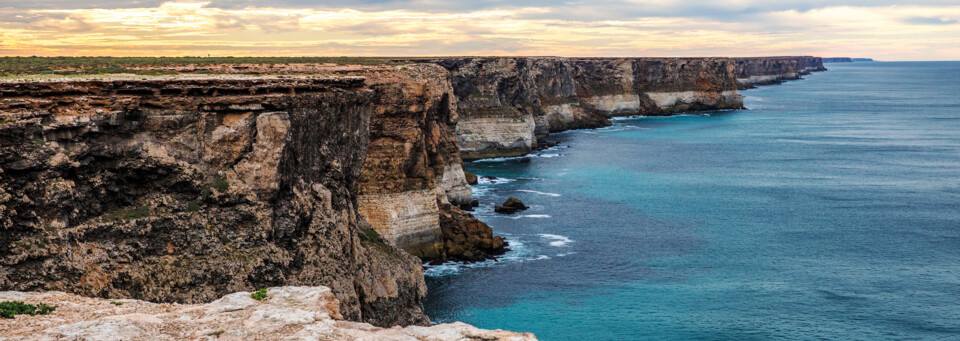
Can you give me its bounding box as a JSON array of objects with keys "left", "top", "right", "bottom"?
[
  {"left": 0, "top": 301, "right": 56, "bottom": 319},
  {"left": 202, "top": 177, "right": 229, "bottom": 200},
  {"left": 251, "top": 289, "right": 268, "bottom": 301},
  {"left": 110, "top": 301, "right": 123, "bottom": 306},
  {"left": 185, "top": 200, "right": 201, "bottom": 212},
  {"left": 358, "top": 227, "right": 388, "bottom": 248},
  {"left": 105, "top": 206, "right": 150, "bottom": 221},
  {"left": 0, "top": 56, "right": 403, "bottom": 76}
]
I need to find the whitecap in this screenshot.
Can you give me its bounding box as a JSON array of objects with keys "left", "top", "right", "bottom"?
[
  {"left": 476, "top": 176, "right": 516, "bottom": 185},
  {"left": 516, "top": 189, "right": 561, "bottom": 197},
  {"left": 505, "top": 214, "right": 552, "bottom": 220},
  {"left": 539, "top": 234, "right": 574, "bottom": 247},
  {"left": 423, "top": 237, "right": 529, "bottom": 277}
]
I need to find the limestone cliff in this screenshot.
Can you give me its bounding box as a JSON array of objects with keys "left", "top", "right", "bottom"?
[
  {"left": 429, "top": 57, "right": 743, "bottom": 160},
  {"left": 0, "top": 286, "right": 537, "bottom": 340},
  {"left": 734, "top": 56, "right": 826, "bottom": 89},
  {"left": 0, "top": 76, "right": 428, "bottom": 327}
]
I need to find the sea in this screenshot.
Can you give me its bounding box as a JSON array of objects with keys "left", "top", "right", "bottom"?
[{"left": 423, "top": 62, "right": 960, "bottom": 340}]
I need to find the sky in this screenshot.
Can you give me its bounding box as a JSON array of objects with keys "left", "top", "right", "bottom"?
[{"left": 0, "top": 0, "right": 957, "bottom": 60}]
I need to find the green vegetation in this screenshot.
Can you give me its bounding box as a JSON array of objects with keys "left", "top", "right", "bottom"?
[
  {"left": 358, "top": 227, "right": 387, "bottom": 247},
  {"left": 0, "top": 301, "right": 56, "bottom": 319},
  {"left": 105, "top": 206, "right": 151, "bottom": 221},
  {"left": 110, "top": 301, "right": 123, "bottom": 306},
  {"left": 211, "top": 177, "right": 229, "bottom": 192},
  {"left": 202, "top": 177, "right": 230, "bottom": 200},
  {"left": 0, "top": 118, "right": 16, "bottom": 125},
  {"left": 251, "top": 289, "right": 268, "bottom": 301},
  {"left": 185, "top": 200, "right": 202, "bottom": 212},
  {"left": 0, "top": 56, "right": 403, "bottom": 76}
]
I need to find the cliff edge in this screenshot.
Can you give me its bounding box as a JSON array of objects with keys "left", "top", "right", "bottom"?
[{"left": 0, "top": 286, "right": 536, "bottom": 340}]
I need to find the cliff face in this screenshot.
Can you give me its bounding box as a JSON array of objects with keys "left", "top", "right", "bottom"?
[
  {"left": 734, "top": 56, "right": 826, "bottom": 89},
  {"left": 433, "top": 57, "right": 743, "bottom": 160},
  {"left": 351, "top": 64, "right": 483, "bottom": 260},
  {"left": 0, "top": 76, "right": 429, "bottom": 327}
]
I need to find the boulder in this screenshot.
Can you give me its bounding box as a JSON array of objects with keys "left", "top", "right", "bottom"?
[
  {"left": 463, "top": 171, "right": 479, "bottom": 185},
  {"left": 502, "top": 197, "right": 528, "bottom": 210}
]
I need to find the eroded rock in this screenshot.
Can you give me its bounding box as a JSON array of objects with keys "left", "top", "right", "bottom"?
[{"left": 0, "top": 286, "right": 537, "bottom": 340}]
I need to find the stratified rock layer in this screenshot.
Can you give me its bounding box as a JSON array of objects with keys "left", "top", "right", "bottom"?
[
  {"left": 0, "top": 286, "right": 536, "bottom": 340},
  {"left": 427, "top": 57, "right": 744, "bottom": 160},
  {"left": 0, "top": 76, "right": 428, "bottom": 327},
  {"left": 734, "top": 56, "right": 826, "bottom": 89}
]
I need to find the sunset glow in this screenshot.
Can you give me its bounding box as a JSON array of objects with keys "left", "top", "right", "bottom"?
[{"left": 1, "top": 1, "right": 958, "bottom": 60}]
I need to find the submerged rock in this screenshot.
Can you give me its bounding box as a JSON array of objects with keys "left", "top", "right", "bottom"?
[{"left": 0, "top": 287, "right": 536, "bottom": 340}]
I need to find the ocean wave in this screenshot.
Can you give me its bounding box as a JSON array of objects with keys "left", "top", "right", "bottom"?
[
  {"left": 476, "top": 176, "right": 516, "bottom": 185},
  {"left": 505, "top": 214, "right": 552, "bottom": 220},
  {"left": 472, "top": 155, "right": 529, "bottom": 163},
  {"left": 516, "top": 189, "right": 562, "bottom": 197},
  {"left": 423, "top": 237, "right": 537, "bottom": 277},
  {"left": 539, "top": 234, "right": 574, "bottom": 247}
]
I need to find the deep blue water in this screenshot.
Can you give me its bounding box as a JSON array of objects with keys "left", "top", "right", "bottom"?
[{"left": 423, "top": 62, "right": 960, "bottom": 340}]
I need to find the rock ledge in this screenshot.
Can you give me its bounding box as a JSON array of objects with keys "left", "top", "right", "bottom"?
[{"left": 0, "top": 286, "right": 536, "bottom": 341}]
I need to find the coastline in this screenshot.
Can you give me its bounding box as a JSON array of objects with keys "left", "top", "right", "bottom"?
[{"left": 0, "top": 56, "right": 826, "bottom": 337}]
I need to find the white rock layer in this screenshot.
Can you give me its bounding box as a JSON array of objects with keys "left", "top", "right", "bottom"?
[{"left": 0, "top": 286, "right": 536, "bottom": 340}]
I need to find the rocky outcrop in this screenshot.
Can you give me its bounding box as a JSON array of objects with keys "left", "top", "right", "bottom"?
[
  {"left": 495, "top": 197, "right": 529, "bottom": 214},
  {"left": 428, "top": 57, "right": 743, "bottom": 159},
  {"left": 0, "top": 286, "right": 537, "bottom": 340},
  {"left": 352, "top": 65, "right": 468, "bottom": 260},
  {"left": 734, "top": 56, "right": 826, "bottom": 89},
  {"left": 0, "top": 76, "right": 429, "bottom": 327},
  {"left": 436, "top": 207, "right": 507, "bottom": 262},
  {"left": 823, "top": 57, "right": 873, "bottom": 63}
]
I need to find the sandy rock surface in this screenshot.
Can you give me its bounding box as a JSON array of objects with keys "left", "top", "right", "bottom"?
[{"left": 0, "top": 286, "right": 536, "bottom": 341}]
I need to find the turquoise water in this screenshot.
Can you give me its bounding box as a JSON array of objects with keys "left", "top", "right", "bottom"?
[{"left": 423, "top": 62, "right": 960, "bottom": 340}]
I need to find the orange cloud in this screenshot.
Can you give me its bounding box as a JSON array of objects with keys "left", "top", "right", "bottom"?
[{"left": 0, "top": 1, "right": 957, "bottom": 60}]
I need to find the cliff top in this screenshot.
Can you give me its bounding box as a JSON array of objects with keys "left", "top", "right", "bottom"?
[
  {"left": 0, "top": 286, "right": 537, "bottom": 340},
  {"left": 2, "top": 56, "right": 823, "bottom": 79},
  {"left": 0, "top": 57, "right": 402, "bottom": 77}
]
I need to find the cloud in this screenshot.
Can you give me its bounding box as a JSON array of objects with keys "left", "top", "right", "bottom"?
[
  {"left": 904, "top": 16, "right": 957, "bottom": 25},
  {"left": 0, "top": 1, "right": 957, "bottom": 60}
]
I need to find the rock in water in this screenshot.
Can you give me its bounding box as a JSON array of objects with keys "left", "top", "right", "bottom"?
[
  {"left": 0, "top": 287, "right": 536, "bottom": 340},
  {"left": 434, "top": 206, "right": 509, "bottom": 262},
  {"left": 463, "top": 170, "right": 479, "bottom": 185},
  {"left": 504, "top": 197, "right": 529, "bottom": 210}
]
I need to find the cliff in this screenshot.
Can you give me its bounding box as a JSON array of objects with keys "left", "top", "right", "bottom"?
[
  {"left": 0, "top": 56, "right": 827, "bottom": 333},
  {"left": 734, "top": 56, "right": 826, "bottom": 89},
  {"left": 428, "top": 57, "right": 743, "bottom": 160},
  {"left": 0, "top": 75, "right": 429, "bottom": 327},
  {"left": 0, "top": 286, "right": 537, "bottom": 340},
  {"left": 823, "top": 57, "right": 874, "bottom": 63}
]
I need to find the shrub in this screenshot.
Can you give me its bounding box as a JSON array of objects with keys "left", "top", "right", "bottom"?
[
  {"left": 211, "top": 177, "right": 229, "bottom": 192},
  {"left": 0, "top": 301, "right": 56, "bottom": 319},
  {"left": 185, "top": 200, "right": 201, "bottom": 212},
  {"left": 251, "top": 289, "right": 267, "bottom": 301},
  {"left": 110, "top": 301, "right": 123, "bottom": 306},
  {"left": 105, "top": 206, "right": 150, "bottom": 221}
]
